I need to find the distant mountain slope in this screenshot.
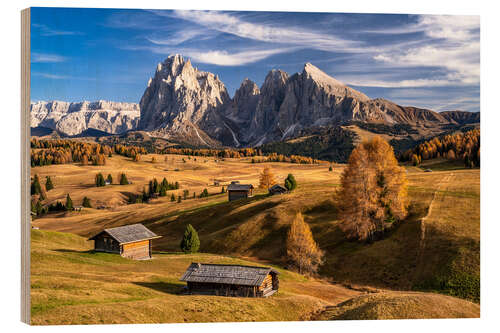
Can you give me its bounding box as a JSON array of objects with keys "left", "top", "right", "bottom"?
[{"left": 30, "top": 100, "right": 140, "bottom": 136}]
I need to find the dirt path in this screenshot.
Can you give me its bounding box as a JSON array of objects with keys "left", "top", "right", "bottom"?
[{"left": 413, "top": 173, "right": 454, "bottom": 284}]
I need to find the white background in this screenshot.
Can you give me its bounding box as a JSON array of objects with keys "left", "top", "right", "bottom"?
[{"left": 0, "top": 0, "right": 498, "bottom": 332}]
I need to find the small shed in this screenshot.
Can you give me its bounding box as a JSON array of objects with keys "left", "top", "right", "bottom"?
[
  {"left": 88, "top": 223, "right": 161, "bottom": 260},
  {"left": 180, "top": 263, "right": 279, "bottom": 297},
  {"left": 227, "top": 181, "right": 254, "bottom": 201},
  {"left": 269, "top": 184, "right": 288, "bottom": 195}
]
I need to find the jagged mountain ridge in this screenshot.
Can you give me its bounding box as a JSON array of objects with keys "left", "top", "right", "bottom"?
[
  {"left": 138, "top": 54, "right": 479, "bottom": 147},
  {"left": 31, "top": 100, "right": 140, "bottom": 136}
]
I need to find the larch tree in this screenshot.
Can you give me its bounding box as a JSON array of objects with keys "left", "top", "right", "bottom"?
[
  {"left": 286, "top": 213, "right": 324, "bottom": 275},
  {"left": 258, "top": 167, "right": 276, "bottom": 189},
  {"left": 337, "top": 136, "right": 408, "bottom": 242}
]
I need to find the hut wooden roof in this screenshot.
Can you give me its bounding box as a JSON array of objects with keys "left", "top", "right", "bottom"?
[
  {"left": 269, "top": 184, "right": 288, "bottom": 192},
  {"left": 88, "top": 223, "right": 160, "bottom": 244},
  {"left": 180, "top": 263, "right": 279, "bottom": 286},
  {"left": 227, "top": 183, "right": 254, "bottom": 191}
]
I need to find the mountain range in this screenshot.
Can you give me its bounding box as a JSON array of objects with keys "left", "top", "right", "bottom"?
[{"left": 31, "top": 54, "right": 480, "bottom": 148}]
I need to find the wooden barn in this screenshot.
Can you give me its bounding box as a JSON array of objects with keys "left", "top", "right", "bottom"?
[
  {"left": 180, "top": 263, "right": 279, "bottom": 297},
  {"left": 88, "top": 223, "right": 161, "bottom": 260},
  {"left": 269, "top": 184, "right": 288, "bottom": 195},
  {"left": 227, "top": 181, "right": 254, "bottom": 201}
]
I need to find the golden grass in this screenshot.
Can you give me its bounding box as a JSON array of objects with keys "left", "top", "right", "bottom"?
[
  {"left": 31, "top": 154, "right": 480, "bottom": 303},
  {"left": 30, "top": 229, "right": 360, "bottom": 325},
  {"left": 312, "top": 291, "right": 479, "bottom": 320}
]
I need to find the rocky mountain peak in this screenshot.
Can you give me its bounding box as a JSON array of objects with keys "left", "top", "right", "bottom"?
[{"left": 235, "top": 78, "right": 260, "bottom": 98}]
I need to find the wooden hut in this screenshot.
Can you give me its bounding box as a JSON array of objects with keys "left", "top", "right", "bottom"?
[
  {"left": 227, "top": 181, "right": 254, "bottom": 201},
  {"left": 269, "top": 184, "right": 288, "bottom": 195},
  {"left": 180, "top": 263, "right": 279, "bottom": 297},
  {"left": 88, "top": 223, "right": 161, "bottom": 260}
]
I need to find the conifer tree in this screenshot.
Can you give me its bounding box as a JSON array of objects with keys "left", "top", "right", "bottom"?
[
  {"left": 82, "top": 196, "right": 92, "bottom": 208},
  {"left": 337, "top": 137, "right": 408, "bottom": 242},
  {"left": 119, "top": 173, "right": 129, "bottom": 185},
  {"left": 153, "top": 178, "right": 159, "bottom": 193},
  {"left": 286, "top": 213, "right": 324, "bottom": 275},
  {"left": 178, "top": 195, "right": 182, "bottom": 203},
  {"left": 45, "top": 176, "right": 54, "bottom": 191},
  {"left": 285, "top": 174, "right": 297, "bottom": 191},
  {"left": 180, "top": 224, "right": 200, "bottom": 253},
  {"left": 142, "top": 187, "right": 149, "bottom": 203},
  {"left": 329, "top": 165, "right": 333, "bottom": 172},
  {"left": 95, "top": 173, "right": 106, "bottom": 187},
  {"left": 31, "top": 174, "right": 42, "bottom": 196},
  {"left": 171, "top": 193, "right": 176, "bottom": 202},
  {"left": 159, "top": 186, "right": 167, "bottom": 197},
  {"left": 107, "top": 174, "right": 113, "bottom": 184},
  {"left": 183, "top": 189, "right": 189, "bottom": 200},
  {"left": 65, "top": 194, "right": 73, "bottom": 211}
]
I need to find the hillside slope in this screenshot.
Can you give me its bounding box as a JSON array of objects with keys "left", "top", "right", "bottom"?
[
  {"left": 30, "top": 229, "right": 359, "bottom": 325},
  {"left": 312, "top": 292, "right": 479, "bottom": 320}
]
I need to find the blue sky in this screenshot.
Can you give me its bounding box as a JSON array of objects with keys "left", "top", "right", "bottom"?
[{"left": 30, "top": 7, "right": 480, "bottom": 112}]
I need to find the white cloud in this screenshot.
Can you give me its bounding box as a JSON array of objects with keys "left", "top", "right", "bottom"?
[
  {"left": 184, "top": 49, "right": 291, "bottom": 66},
  {"left": 32, "top": 23, "right": 82, "bottom": 37},
  {"left": 372, "top": 15, "right": 479, "bottom": 87},
  {"left": 31, "top": 53, "right": 68, "bottom": 63},
  {"left": 32, "top": 72, "right": 70, "bottom": 79},
  {"left": 169, "top": 10, "right": 365, "bottom": 53}
]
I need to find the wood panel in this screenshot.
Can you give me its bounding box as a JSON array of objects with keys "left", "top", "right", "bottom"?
[{"left": 122, "top": 240, "right": 150, "bottom": 260}]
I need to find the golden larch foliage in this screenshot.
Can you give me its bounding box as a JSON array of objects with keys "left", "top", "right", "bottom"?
[
  {"left": 337, "top": 136, "right": 408, "bottom": 242},
  {"left": 258, "top": 166, "right": 276, "bottom": 189},
  {"left": 286, "top": 213, "right": 324, "bottom": 275}
]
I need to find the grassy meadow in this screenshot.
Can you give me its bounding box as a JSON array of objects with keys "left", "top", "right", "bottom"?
[{"left": 30, "top": 150, "right": 480, "bottom": 323}]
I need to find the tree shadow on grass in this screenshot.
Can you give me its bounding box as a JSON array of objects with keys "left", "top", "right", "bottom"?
[
  {"left": 53, "top": 249, "right": 96, "bottom": 254},
  {"left": 132, "top": 281, "right": 186, "bottom": 295}
]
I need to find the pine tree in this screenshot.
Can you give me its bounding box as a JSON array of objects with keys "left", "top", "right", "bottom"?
[
  {"left": 285, "top": 174, "right": 297, "bottom": 191},
  {"left": 153, "top": 178, "right": 159, "bottom": 193},
  {"left": 259, "top": 167, "right": 276, "bottom": 189},
  {"left": 329, "top": 165, "right": 333, "bottom": 172},
  {"left": 175, "top": 181, "right": 180, "bottom": 189},
  {"left": 45, "top": 176, "right": 54, "bottom": 191},
  {"left": 183, "top": 189, "right": 189, "bottom": 200},
  {"left": 337, "top": 136, "right": 408, "bottom": 242},
  {"left": 65, "top": 194, "right": 73, "bottom": 211},
  {"left": 159, "top": 186, "right": 167, "bottom": 197},
  {"left": 142, "top": 187, "right": 149, "bottom": 203},
  {"left": 180, "top": 224, "right": 200, "bottom": 253},
  {"left": 177, "top": 195, "right": 182, "bottom": 203},
  {"left": 286, "top": 213, "right": 324, "bottom": 275},
  {"left": 82, "top": 196, "right": 92, "bottom": 208},
  {"left": 31, "top": 174, "right": 42, "bottom": 195},
  {"left": 170, "top": 193, "right": 176, "bottom": 202},
  {"left": 107, "top": 174, "right": 113, "bottom": 184},
  {"left": 119, "top": 173, "right": 129, "bottom": 185},
  {"left": 95, "top": 173, "right": 106, "bottom": 187}
]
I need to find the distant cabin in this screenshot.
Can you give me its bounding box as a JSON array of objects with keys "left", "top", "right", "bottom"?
[
  {"left": 269, "top": 184, "right": 288, "bottom": 195},
  {"left": 88, "top": 223, "right": 161, "bottom": 260},
  {"left": 227, "top": 181, "right": 254, "bottom": 201},
  {"left": 180, "top": 263, "right": 279, "bottom": 297}
]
